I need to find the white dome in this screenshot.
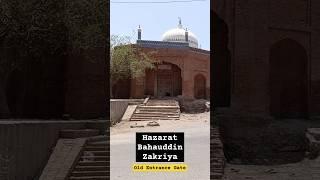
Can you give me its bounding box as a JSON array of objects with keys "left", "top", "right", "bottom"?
[{"left": 162, "top": 19, "right": 198, "bottom": 48}]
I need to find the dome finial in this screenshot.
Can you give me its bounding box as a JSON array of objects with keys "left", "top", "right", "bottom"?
[
  {"left": 138, "top": 25, "right": 142, "bottom": 40},
  {"left": 178, "top": 17, "right": 182, "bottom": 28}
]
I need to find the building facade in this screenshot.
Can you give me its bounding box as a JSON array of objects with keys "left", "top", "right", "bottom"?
[
  {"left": 212, "top": 0, "right": 320, "bottom": 164},
  {"left": 212, "top": 0, "right": 320, "bottom": 118},
  {"left": 115, "top": 20, "right": 210, "bottom": 99}
]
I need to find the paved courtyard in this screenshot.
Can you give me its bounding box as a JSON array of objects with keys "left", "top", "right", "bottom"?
[{"left": 110, "top": 112, "right": 210, "bottom": 180}]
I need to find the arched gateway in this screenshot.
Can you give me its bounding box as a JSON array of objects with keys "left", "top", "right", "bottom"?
[
  {"left": 212, "top": 11, "right": 231, "bottom": 107},
  {"left": 269, "top": 39, "right": 308, "bottom": 118},
  {"left": 145, "top": 62, "right": 182, "bottom": 97}
]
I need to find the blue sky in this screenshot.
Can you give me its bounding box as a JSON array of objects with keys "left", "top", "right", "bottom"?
[{"left": 110, "top": 0, "right": 210, "bottom": 50}]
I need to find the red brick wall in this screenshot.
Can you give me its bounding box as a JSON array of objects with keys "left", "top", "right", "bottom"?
[
  {"left": 213, "top": 0, "right": 320, "bottom": 118},
  {"left": 130, "top": 47, "right": 210, "bottom": 99}
]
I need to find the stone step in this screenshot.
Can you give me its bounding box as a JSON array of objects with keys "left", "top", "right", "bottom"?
[
  {"left": 131, "top": 116, "right": 180, "bottom": 119},
  {"left": 137, "top": 106, "right": 180, "bottom": 111},
  {"left": 78, "top": 161, "right": 108, "bottom": 166},
  {"left": 147, "top": 104, "right": 178, "bottom": 106},
  {"left": 84, "top": 146, "right": 107, "bottom": 151},
  {"left": 134, "top": 111, "right": 179, "bottom": 114},
  {"left": 80, "top": 156, "right": 107, "bottom": 161},
  {"left": 74, "top": 166, "right": 109, "bottom": 171},
  {"left": 69, "top": 176, "right": 110, "bottom": 180},
  {"left": 87, "top": 142, "right": 108, "bottom": 146},
  {"left": 137, "top": 110, "right": 180, "bottom": 114},
  {"left": 87, "top": 136, "right": 108, "bottom": 143},
  {"left": 60, "top": 129, "right": 100, "bottom": 139},
  {"left": 134, "top": 111, "right": 180, "bottom": 114},
  {"left": 134, "top": 114, "right": 177, "bottom": 116},
  {"left": 132, "top": 114, "right": 179, "bottom": 118},
  {"left": 139, "top": 106, "right": 179, "bottom": 109},
  {"left": 130, "top": 118, "right": 179, "bottom": 121},
  {"left": 82, "top": 151, "right": 107, "bottom": 156},
  {"left": 138, "top": 109, "right": 179, "bottom": 112},
  {"left": 146, "top": 100, "right": 178, "bottom": 106},
  {"left": 130, "top": 100, "right": 180, "bottom": 121},
  {"left": 137, "top": 111, "right": 180, "bottom": 114},
  {"left": 70, "top": 171, "right": 108, "bottom": 177},
  {"left": 68, "top": 136, "right": 108, "bottom": 180},
  {"left": 131, "top": 117, "right": 179, "bottom": 120},
  {"left": 69, "top": 177, "right": 109, "bottom": 180}
]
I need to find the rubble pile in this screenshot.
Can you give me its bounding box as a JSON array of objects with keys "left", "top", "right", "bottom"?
[{"left": 178, "top": 98, "right": 209, "bottom": 113}]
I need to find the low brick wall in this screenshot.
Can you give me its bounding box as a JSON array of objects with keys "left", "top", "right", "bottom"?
[
  {"left": 110, "top": 99, "right": 143, "bottom": 124},
  {"left": 212, "top": 127, "right": 225, "bottom": 180},
  {"left": 0, "top": 120, "right": 106, "bottom": 180}
]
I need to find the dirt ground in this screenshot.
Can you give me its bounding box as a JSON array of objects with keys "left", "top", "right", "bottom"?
[
  {"left": 111, "top": 112, "right": 210, "bottom": 135},
  {"left": 110, "top": 112, "right": 211, "bottom": 180},
  {"left": 217, "top": 117, "right": 320, "bottom": 180},
  {"left": 217, "top": 117, "right": 320, "bottom": 165},
  {"left": 223, "top": 156, "right": 320, "bottom": 180}
]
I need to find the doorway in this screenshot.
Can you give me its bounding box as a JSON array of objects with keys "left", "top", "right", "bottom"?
[
  {"left": 269, "top": 39, "right": 308, "bottom": 118},
  {"left": 156, "top": 63, "right": 181, "bottom": 97}
]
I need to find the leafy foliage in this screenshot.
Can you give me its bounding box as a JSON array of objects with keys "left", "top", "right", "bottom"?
[
  {"left": 110, "top": 34, "right": 156, "bottom": 91},
  {"left": 0, "top": 0, "right": 107, "bottom": 75},
  {"left": 0, "top": 0, "right": 67, "bottom": 56},
  {"left": 64, "top": 0, "right": 107, "bottom": 50}
]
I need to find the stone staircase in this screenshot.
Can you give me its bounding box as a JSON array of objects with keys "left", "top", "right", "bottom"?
[
  {"left": 68, "top": 136, "right": 108, "bottom": 180},
  {"left": 130, "top": 99, "right": 180, "bottom": 121}
]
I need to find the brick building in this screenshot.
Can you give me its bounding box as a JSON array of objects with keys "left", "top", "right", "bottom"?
[
  {"left": 212, "top": 0, "right": 320, "bottom": 164},
  {"left": 213, "top": 0, "right": 320, "bottom": 119},
  {"left": 114, "top": 20, "right": 210, "bottom": 99}
]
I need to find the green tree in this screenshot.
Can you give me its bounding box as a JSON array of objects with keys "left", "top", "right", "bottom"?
[
  {"left": 0, "top": 0, "right": 69, "bottom": 116},
  {"left": 110, "top": 34, "right": 156, "bottom": 98},
  {"left": 64, "top": 0, "right": 107, "bottom": 51},
  {"left": 0, "top": 0, "right": 107, "bottom": 117}
]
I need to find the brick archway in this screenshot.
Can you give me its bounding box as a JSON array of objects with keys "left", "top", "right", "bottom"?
[
  {"left": 212, "top": 11, "right": 231, "bottom": 107},
  {"left": 269, "top": 38, "right": 308, "bottom": 118},
  {"left": 194, "top": 74, "right": 206, "bottom": 99},
  {"left": 145, "top": 62, "right": 182, "bottom": 97}
]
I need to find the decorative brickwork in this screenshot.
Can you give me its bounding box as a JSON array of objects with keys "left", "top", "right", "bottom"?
[{"left": 212, "top": 127, "right": 225, "bottom": 180}]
